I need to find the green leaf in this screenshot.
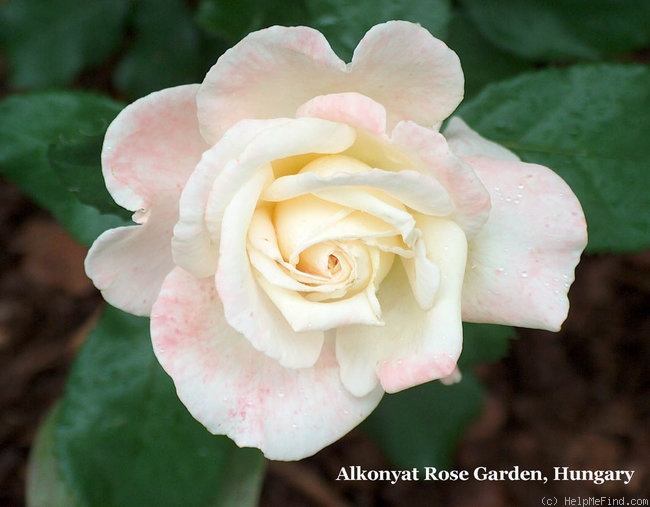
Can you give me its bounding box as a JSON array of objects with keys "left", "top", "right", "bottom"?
[
  {"left": 0, "top": 92, "right": 129, "bottom": 246},
  {"left": 0, "top": 0, "right": 130, "bottom": 89},
  {"left": 445, "top": 11, "right": 531, "bottom": 99},
  {"left": 196, "top": 0, "right": 310, "bottom": 44},
  {"left": 26, "top": 404, "right": 81, "bottom": 507},
  {"left": 457, "top": 63, "right": 650, "bottom": 253},
  {"left": 114, "top": 0, "right": 219, "bottom": 99},
  {"left": 363, "top": 323, "right": 511, "bottom": 468},
  {"left": 459, "top": 323, "right": 514, "bottom": 369},
  {"left": 363, "top": 372, "right": 484, "bottom": 469},
  {"left": 47, "top": 122, "right": 131, "bottom": 220},
  {"left": 458, "top": 0, "right": 650, "bottom": 61},
  {"left": 305, "top": 0, "right": 451, "bottom": 61},
  {"left": 53, "top": 306, "right": 266, "bottom": 507}
]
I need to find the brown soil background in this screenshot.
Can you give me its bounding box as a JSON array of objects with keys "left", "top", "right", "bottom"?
[{"left": 0, "top": 177, "right": 648, "bottom": 506}]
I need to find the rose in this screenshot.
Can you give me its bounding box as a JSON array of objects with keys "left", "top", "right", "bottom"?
[{"left": 85, "top": 21, "right": 587, "bottom": 460}]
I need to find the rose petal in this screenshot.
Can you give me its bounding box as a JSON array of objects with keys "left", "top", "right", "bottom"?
[
  {"left": 257, "top": 275, "right": 384, "bottom": 331},
  {"left": 173, "top": 118, "right": 355, "bottom": 278},
  {"left": 460, "top": 155, "right": 588, "bottom": 331},
  {"left": 392, "top": 121, "right": 491, "bottom": 237},
  {"left": 198, "top": 21, "right": 463, "bottom": 142},
  {"left": 151, "top": 268, "right": 384, "bottom": 461},
  {"left": 205, "top": 118, "right": 356, "bottom": 242},
  {"left": 350, "top": 20, "right": 464, "bottom": 129},
  {"left": 264, "top": 157, "right": 452, "bottom": 217},
  {"left": 85, "top": 196, "right": 177, "bottom": 316},
  {"left": 335, "top": 217, "right": 467, "bottom": 396},
  {"left": 102, "top": 84, "right": 206, "bottom": 212},
  {"left": 216, "top": 165, "right": 324, "bottom": 368},
  {"left": 296, "top": 92, "right": 387, "bottom": 135},
  {"left": 198, "top": 26, "right": 347, "bottom": 144},
  {"left": 401, "top": 236, "right": 441, "bottom": 310}
]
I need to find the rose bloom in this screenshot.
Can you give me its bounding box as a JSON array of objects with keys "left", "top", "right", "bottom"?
[{"left": 86, "top": 21, "right": 587, "bottom": 460}]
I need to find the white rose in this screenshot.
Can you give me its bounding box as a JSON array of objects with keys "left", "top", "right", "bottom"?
[{"left": 86, "top": 21, "right": 587, "bottom": 460}]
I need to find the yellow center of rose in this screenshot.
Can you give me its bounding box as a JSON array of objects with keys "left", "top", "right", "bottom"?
[{"left": 248, "top": 154, "right": 410, "bottom": 305}]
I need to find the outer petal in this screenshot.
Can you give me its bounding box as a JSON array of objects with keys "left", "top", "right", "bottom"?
[
  {"left": 85, "top": 195, "right": 177, "bottom": 316},
  {"left": 197, "top": 22, "right": 463, "bottom": 142},
  {"left": 335, "top": 217, "right": 467, "bottom": 396},
  {"left": 461, "top": 156, "right": 588, "bottom": 331},
  {"left": 197, "top": 26, "right": 347, "bottom": 144},
  {"left": 151, "top": 268, "right": 384, "bottom": 461},
  {"left": 349, "top": 20, "right": 464, "bottom": 129},
  {"left": 102, "top": 84, "right": 206, "bottom": 211},
  {"left": 87, "top": 85, "right": 206, "bottom": 315}
]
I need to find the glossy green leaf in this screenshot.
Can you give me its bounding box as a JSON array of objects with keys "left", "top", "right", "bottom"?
[
  {"left": 458, "top": 0, "right": 650, "bottom": 61},
  {"left": 445, "top": 11, "right": 531, "bottom": 99},
  {"left": 363, "top": 372, "right": 484, "bottom": 469},
  {"left": 196, "top": 0, "right": 309, "bottom": 44},
  {"left": 26, "top": 404, "right": 80, "bottom": 507},
  {"left": 115, "top": 0, "right": 219, "bottom": 99},
  {"left": 47, "top": 121, "right": 131, "bottom": 220},
  {"left": 457, "top": 63, "right": 650, "bottom": 253},
  {"left": 54, "top": 306, "right": 266, "bottom": 507},
  {"left": 305, "top": 0, "right": 451, "bottom": 61},
  {"left": 0, "top": 92, "right": 128, "bottom": 246},
  {"left": 0, "top": 0, "right": 130, "bottom": 89}
]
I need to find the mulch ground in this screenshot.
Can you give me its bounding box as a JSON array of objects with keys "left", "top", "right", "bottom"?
[{"left": 1, "top": 177, "right": 648, "bottom": 506}]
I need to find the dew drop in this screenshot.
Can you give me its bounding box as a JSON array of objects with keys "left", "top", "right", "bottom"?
[
  {"left": 521, "top": 271, "right": 528, "bottom": 278},
  {"left": 277, "top": 391, "right": 286, "bottom": 398}
]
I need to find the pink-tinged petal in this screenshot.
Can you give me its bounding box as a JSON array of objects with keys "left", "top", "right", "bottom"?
[
  {"left": 216, "top": 165, "right": 324, "bottom": 368},
  {"left": 444, "top": 117, "right": 520, "bottom": 161},
  {"left": 336, "top": 217, "right": 467, "bottom": 396},
  {"left": 392, "top": 121, "right": 491, "bottom": 237},
  {"left": 296, "top": 92, "right": 387, "bottom": 135},
  {"left": 349, "top": 21, "right": 464, "bottom": 129},
  {"left": 461, "top": 156, "right": 588, "bottom": 331},
  {"left": 151, "top": 268, "right": 384, "bottom": 460},
  {"left": 198, "top": 22, "right": 463, "bottom": 142},
  {"left": 198, "top": 26, "right": 347, "bottom": 143},
  {"left": 102, "top": 84, "right": 206, "bottom": 212},
  {"left": 85, "top": 195, "right": 177, "bottom": 316}
]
